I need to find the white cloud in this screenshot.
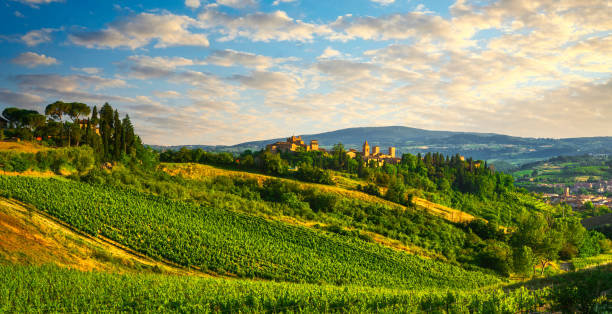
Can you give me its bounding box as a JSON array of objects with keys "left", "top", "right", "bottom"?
[
  {"left": 14, "top": 11, "right": 25, "bottom": 18},
  {"left": 272, "top": 0, "right": 296, "bottom": 5},
  {"left": 329, "top": 12, "right": 459, "bottom": 44},
  {"left": 11, "top": 52, "right": 59, "bottom": 68},
  {"left": 199, "top": 9, "right": 331, "bottom": 42},
  {"left": 234, "top": 71, "right": 302, "bottom": 94},
  {"left": 21, "top": 28, "right": 55, "bottom": 46},
  {"left": 206, "top": 49, "right": 295, "bottom": 70},
  {"left": 185, "top": 0, "right": 200, "bottom": 9},
  {"left": 216, "top": 0, "right": 256, "bottom": 8},
  {"left": 12, "top": 74, "right": 126, "bottom": 94},
  {"left": 370, "top": 0, "right": 395, "bottom": 5},
  {"left": 71, "top": 67, "right": 102, "bottom": 75},
  {"left": 0, "top": 89, "right": 45, "bottom": 108},
  {"left": 153, "top": 90, "right": 182, "bottom": 99},
  {"left": 5, "top": 74, "right": 131, "bottom": 109},
  {"left": 69, "top": 13, "right": 209, "bottom": 49},
  {"left": 318, "top": 47, "right": 341, "bottom": 59},
  {"left": 11, "top": 0, "right": 64, "bottom": 8},
  {"left": 124, "top": 55, "right": 205, "bottom": 79}
]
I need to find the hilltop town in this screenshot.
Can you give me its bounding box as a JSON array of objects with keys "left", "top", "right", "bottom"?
[
  {"left": 266, "top": 136, "right": 401, "bottom": 165},
  {"left": 543, "top": 183, "right": 612, "bottom": 211}
]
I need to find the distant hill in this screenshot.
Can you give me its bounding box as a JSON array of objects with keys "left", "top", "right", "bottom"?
[{"left": 150, "top": 126, "right": 612, "bottom": 166}]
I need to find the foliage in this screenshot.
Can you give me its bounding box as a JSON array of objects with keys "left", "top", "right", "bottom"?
[
  {"left": 0, "top": 146, "right": 95, "bottom": 174},
  {"left": 3, "top": 102, "right": 139, "bottom": 163},
  {"left": 296, "top": 162, "right": 333, "bottom": 184},
  {"left": 0, "top": 175, "right": 501, "bottom": 289},
  {"left": 1, "top": 264, "right": 610, "bottom": 313}
]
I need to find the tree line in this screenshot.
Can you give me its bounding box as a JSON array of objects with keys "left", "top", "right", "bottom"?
[{"left": 2, "top": 102, "right": 140, "bottom": 162}]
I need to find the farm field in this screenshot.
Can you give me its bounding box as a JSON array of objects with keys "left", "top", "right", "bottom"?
[
  {"left": 0, "top": 175, "right": 502, "bottom": 290},
  {"left": 2, "top": 263, "right": 610, "bottom": 313},
  {"left": 0, "top": 196, "right": 198, "bottom": 275}
]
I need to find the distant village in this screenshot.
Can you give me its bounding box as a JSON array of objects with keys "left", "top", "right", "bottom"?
[
  {"left": 542, "top": 180, "right": 612, "bottom": 210},
  {"left": 266, "top": 136, "right": 401, "bottom": 165}
]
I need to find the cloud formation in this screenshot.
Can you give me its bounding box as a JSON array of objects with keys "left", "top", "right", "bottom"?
[
  {"left": 0, "top": 89, "right": 45, "bottom": 108},
  {"left": 185, "top": 0, "right": 200, "bottom": 9},
  {"left": 199, "top": 10, "right": 331, "bottom": 42},
  {"left": 205, "top": 49, "right": 295, "bottom": 70},
  {"left": 2, "top": 0, "right": 611, "bottom": 145},
  {"left": 11, "top": 0, "right": 64, "bottom": 8},
  {"left": 69, "top": 13, "right": 209, "bottom": 49},
  {"left": 21, "top": 28, "right": 55, "bottom": 46},
  {"left": 370, "top": 0, "right": 395, "bottom": 5},
  {"left": 272, "top": 0, "right": 296, "bottom": 6},
  {"left": 11, "top": 52, "right": 59, "bottom": 68},
  {"left": 216, "top": 0, "right": 256, "bottom": 8}
]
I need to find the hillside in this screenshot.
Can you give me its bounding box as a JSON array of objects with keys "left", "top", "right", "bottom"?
[
  {"left": 512, "top": 155, "right": 612, "bottom": 192},
  {"left": 161, "top": 163, "right": 478, "bottom": 224},
  {"left": 152, "top": 126, "right": 612, "bottom": 166},
  {"left": 0, "top": 175, "right": 502, "bottom": 290},
  {"left": 0, "top": 196, "right": 192, "bottom": 275},
  {"left": 1, "top": 144, "right": 611, "bottom": 312}
]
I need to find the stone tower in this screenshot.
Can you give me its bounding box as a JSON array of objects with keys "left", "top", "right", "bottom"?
[
  {"left": 389, "top": 147, "right": 396, "bottom": 158},
  {"left": 373, "top": 146, "right": 380, "bottom": 155},
  {"left": 363, "top": 140, "right": 370, "bottom": 157},
  {"left": 310, "top": 140, "right": 319, "bottom": 151}
]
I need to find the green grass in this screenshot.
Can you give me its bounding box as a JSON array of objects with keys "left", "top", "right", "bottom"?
[
  {"left": 0, "top": 175, "right": 501, "bottom": 290},
  {"left": 3, "top": 264, "right": 611, "bottom": 313},
  {"left": 571, "top": 253, "right": 612, "bottom": 270},
  {"left": 0, "top": 264, "right": 543, "bottom": 313}
]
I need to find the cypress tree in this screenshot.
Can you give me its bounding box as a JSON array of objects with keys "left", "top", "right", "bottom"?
[
  {"left": 99, "top": 103, "right": 114, "bottom": 161},
  {"left": 113, "top": 110, "right": 122, "bottom": 160},
  {"left": 122, "top": 114, "right": 135, "bottom": 154}
]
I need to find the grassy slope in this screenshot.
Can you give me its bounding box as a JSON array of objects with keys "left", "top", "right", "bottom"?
[
  {"left": 162, "top": 163, "right": 478, "bottom": 224},
  {"left": 0, "top": 196, "right": 199, "bottom": 276},
  {"left": 0, "top": 141, "right": 47, "bottom": 153},
  {"left": 3, "top": 263, "right": 610, "bottom": 313},
  {"left": 0, "top": 264, "right": 535, "bottom": 313},
  {"left": 0, "top": 175, "right": 501, "bottom": 290}
]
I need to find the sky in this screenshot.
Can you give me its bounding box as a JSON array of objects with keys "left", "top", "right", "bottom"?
[{"left": 0, "top": 0, "right": 610, "bottom": 146}]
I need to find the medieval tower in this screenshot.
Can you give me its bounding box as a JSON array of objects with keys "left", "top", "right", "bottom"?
[
  {"left": 363, "top": 140, "right": 370, "bottom": 157},
  {"left": 373, "top": 146, "right": 380, "bottom": 155}
]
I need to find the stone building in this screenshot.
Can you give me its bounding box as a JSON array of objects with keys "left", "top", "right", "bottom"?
[
  {"left": 266, "top": 136, "right": 322, "bottom": 153},
  {"left": 363, "top": 140, "right": 370, "bottom": 157},
  {"left": 358, "top": 140, "right": 400, "bottom": 165}
]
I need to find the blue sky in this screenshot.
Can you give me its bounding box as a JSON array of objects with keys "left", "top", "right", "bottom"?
[{"left": 0, "top": 0, "right": 610, "bottom": 145}]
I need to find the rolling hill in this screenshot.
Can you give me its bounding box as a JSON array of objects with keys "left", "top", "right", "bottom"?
[{"left": 152, "top": 126, "right": 612, "bottom": 167}]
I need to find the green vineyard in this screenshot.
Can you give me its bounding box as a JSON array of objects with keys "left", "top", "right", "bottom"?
[
  {"left": 2, "top": 264, "right": 610, "bottom": 313},
  {"left": 0, "top": 175, "right": 500, "bottom": 290}
]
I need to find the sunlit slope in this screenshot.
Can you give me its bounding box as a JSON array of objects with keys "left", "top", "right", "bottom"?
[
  {"left": 0, "top": 197, "right": 196, "bottom": 275},
  {"left": 0, "top": 175, "right": 500, "bottom": 290},
  {"left": 0, "top": 141, "right": 47, "bottom": 153},
  {"left": 162, "top": 163, "right": 478, "bottom": 224},
  {"left": 0, "top": 264, "right": 538, "bottom": 313}
]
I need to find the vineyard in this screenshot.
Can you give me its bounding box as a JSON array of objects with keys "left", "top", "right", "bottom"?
[
  {"left": 1, "top": 264, "right": 610, "bottom": 313},
  {"left": 0, "top": 175, "right": 501, "bottom": 290}
]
